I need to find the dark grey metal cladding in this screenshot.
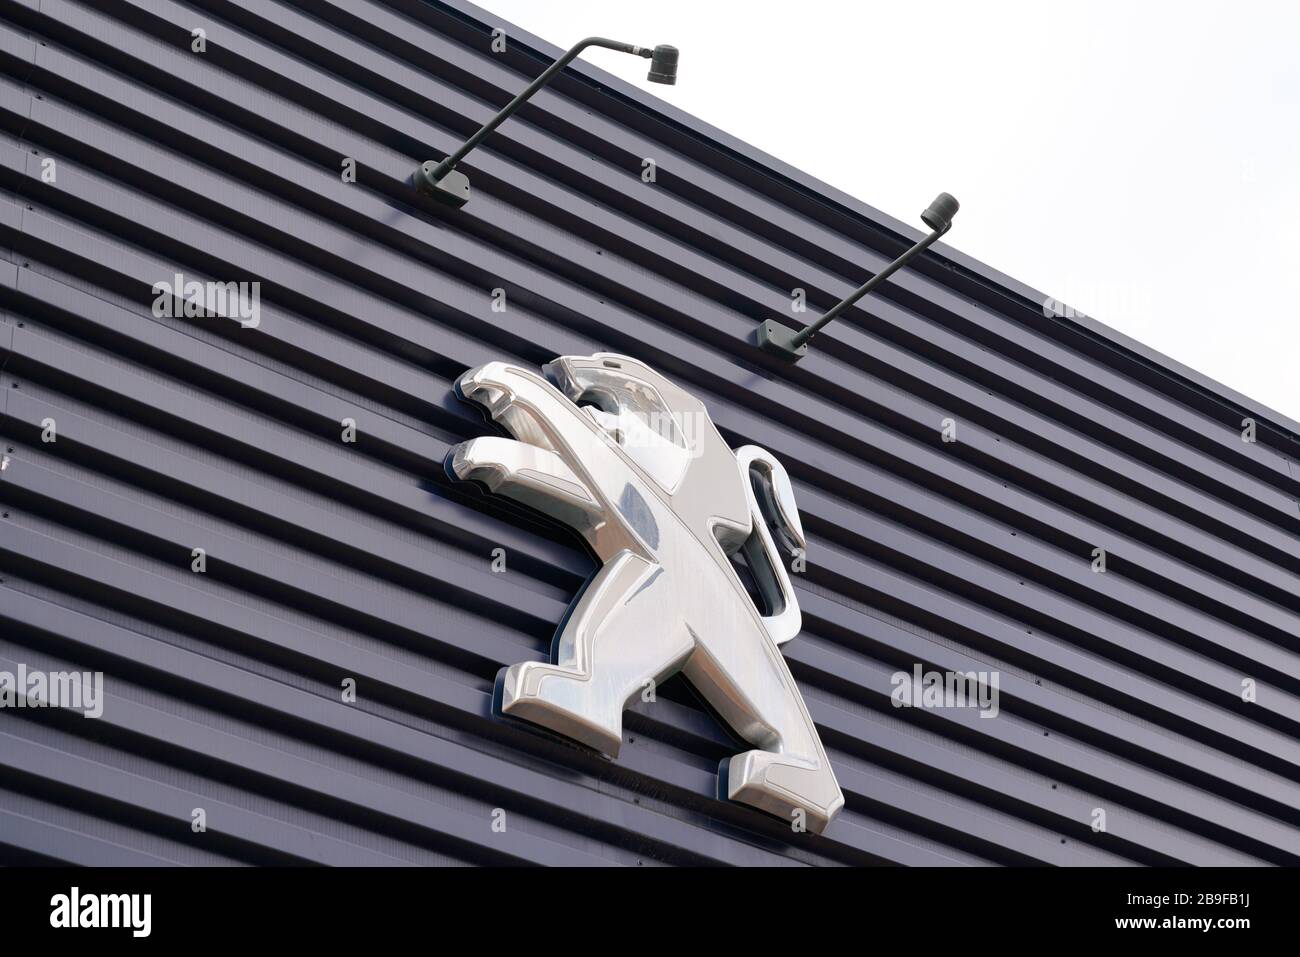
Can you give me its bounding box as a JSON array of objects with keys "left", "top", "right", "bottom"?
[{"left": 0, "top": 0, "right": 1295, "bottom": 866}]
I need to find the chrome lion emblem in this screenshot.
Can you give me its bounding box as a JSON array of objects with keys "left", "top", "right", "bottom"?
[{"left": 449, "top": 353, "right": 843, "bottom": 832}]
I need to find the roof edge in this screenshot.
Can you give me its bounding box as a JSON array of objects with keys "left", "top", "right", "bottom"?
[{"left": 428, "top": 0, "right": 1300, "bottom": 448}]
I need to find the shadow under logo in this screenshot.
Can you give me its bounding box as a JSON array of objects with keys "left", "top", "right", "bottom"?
[{"left": 449, "top": 353, "right": 844, "bottom": 833}]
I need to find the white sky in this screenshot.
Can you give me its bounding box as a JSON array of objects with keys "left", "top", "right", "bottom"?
[{"left": 480, "top": 0, "right": 1300, "bottom": 421}]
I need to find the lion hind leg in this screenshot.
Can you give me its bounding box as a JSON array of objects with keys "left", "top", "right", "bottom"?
[
  {"left": 686, "top": 629, "right": 844, "bottom": 832},
  {"left": 725, "top": 750, "right": 845, "bottom": 834},
  {"left": 502, "top": 550, "right": 693, "bottom": 757}
]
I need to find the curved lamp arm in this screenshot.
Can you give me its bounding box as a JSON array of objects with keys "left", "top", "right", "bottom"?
[
  {"left": 758, "top": 192, "right": 960, "bottom": 360},
  {"left": 415, "top": 37, "right": 678, "bottom": 207}
]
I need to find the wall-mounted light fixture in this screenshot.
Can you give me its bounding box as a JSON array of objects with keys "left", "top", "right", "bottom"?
[
  {"left": 414, "top": 37, "right": 679, "bottom": 208},
  {"left": 758, "top": 192, "right": 960, "bottom": 360}
]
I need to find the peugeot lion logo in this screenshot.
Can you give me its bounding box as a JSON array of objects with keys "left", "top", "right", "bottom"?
[{"left": 449, "top": 353, "right": 844, "bottom": 832}]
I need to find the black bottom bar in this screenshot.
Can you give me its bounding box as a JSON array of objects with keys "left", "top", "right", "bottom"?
[{"left": 0, "top": 866, "right": 1281, "bottom": 943}]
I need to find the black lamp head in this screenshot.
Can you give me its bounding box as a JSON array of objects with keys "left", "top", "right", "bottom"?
[
  {"left": 921, "top": 192, "right": 960, "bottom": 232},
  {"left": 647, "top": 45, "right": 679, "bottom": 84}
]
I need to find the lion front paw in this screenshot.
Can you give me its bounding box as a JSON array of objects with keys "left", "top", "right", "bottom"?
[{"left": 449, "top": 437, "right": 602, "bottom": 528}]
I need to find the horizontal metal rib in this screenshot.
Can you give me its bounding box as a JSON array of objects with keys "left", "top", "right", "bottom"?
[{"left": 0, "top": 0, "right": 1294, "bottom": 865}]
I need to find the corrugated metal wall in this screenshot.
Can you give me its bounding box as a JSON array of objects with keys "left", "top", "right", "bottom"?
[{"left": 0, "top": 0, "right": 1297, "bottom": 867}]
